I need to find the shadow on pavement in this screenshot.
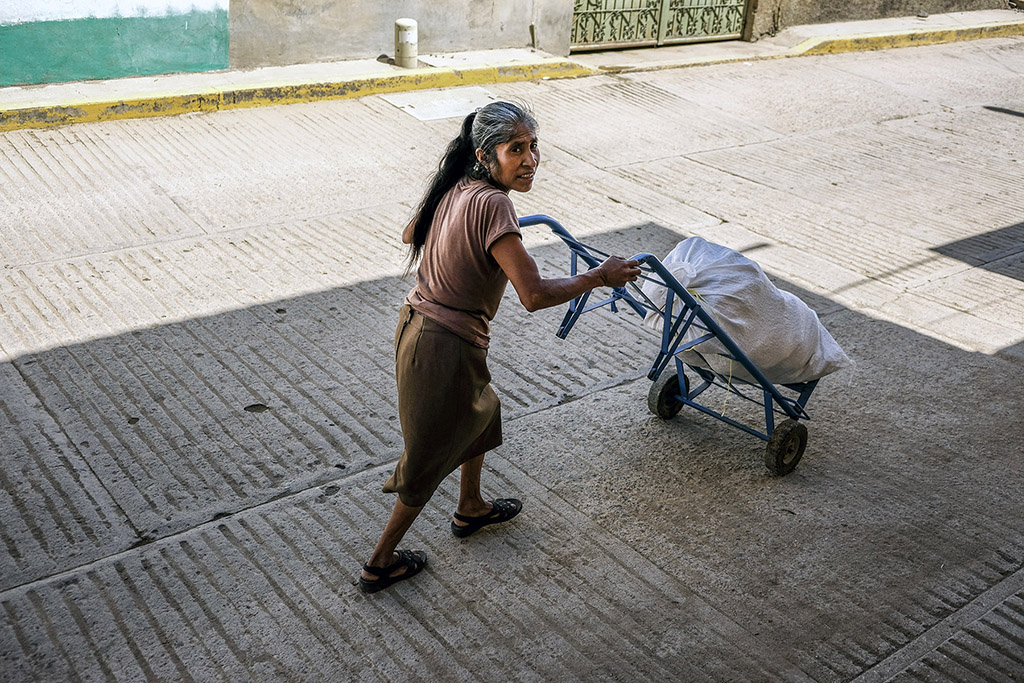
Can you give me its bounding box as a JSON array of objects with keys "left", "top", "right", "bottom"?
[
  {"left": 983, "top": 105, "right": 1024, "bottom": 119},
  {"left": 2, "top": 221, "right": 1022, "bottom": 681},
  {"left": 932, "top": 220, "right": 1024, "bottom": 279}
]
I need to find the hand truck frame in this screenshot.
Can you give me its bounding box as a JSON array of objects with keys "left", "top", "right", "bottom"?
[{"left": 520, "top": 214, "right": 820, "bottom": 475}]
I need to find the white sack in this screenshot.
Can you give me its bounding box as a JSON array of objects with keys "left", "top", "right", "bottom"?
[{"left": 640, "top": 237, "right": 852, "bottom": 385}]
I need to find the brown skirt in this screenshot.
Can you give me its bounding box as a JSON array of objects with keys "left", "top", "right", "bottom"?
[{"left": 382, "top": 305, "right": 502, "bottom": 507}]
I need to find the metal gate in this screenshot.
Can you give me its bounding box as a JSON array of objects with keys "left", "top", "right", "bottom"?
[{"left": 570, "top": 0, "right": 748, "bottom": 51}]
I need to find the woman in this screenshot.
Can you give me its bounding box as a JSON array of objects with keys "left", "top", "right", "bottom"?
[{"left": 359, "top": 101, "right": 640, "bottom": 593}]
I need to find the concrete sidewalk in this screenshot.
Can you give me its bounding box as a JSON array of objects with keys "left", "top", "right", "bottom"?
[
  {"left": 1, "top": 9, "right": 1022, "bottom": 132},
  {"left": 1, "top": 21, "right": 1023, "bottom": 683}
]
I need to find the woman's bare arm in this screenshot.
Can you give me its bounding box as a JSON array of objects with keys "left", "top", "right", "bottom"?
[{"left": 490, "top": 233, "right": 640, "bottom": 313}]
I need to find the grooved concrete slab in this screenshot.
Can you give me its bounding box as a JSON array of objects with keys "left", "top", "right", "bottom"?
[{"left": 2, "top": 35, "right": 1023, "bottom": 682}]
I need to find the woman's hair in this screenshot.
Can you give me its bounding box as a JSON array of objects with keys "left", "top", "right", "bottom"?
[{"left": 406, "top": 100, "right": 537, "bottom": 266}]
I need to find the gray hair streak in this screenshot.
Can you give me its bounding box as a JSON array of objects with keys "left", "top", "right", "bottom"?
[{"left": 470, "top": 101, "right": 538, "bottom": 175}]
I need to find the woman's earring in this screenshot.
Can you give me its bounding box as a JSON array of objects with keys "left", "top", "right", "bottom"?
[{"left": 473, "top": 161, "right": 488, "bottom": 177}]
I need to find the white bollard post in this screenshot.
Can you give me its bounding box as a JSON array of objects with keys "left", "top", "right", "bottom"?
[{"left": 395, "top": 18, "right": 418, "bottom": 68}]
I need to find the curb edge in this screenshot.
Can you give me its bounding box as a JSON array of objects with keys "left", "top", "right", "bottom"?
[
  {"left": 792, "top": 21, "right": 1024, "bottom": 56},
  {"left": 0, "top": 60, "right": 597, "bottom": 133}
]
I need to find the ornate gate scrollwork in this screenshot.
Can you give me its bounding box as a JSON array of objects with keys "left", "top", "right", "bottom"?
[
  {"left": 571, "top": 0, "right": 661, "bottom": 47},
  {"left": 571, "top": 0, "right": 747, "bottom": 51}
]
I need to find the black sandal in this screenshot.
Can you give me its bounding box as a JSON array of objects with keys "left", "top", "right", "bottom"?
[
  {"left": 358, "top": 549, "right": 427, "bottom": 594},
  {"left": 451, "top": 498, "right": 523, "bottom": 538}
]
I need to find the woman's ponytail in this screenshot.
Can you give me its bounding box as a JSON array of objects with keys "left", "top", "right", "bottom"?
[{"left": 406, "top": 111, "right": 477, "bottom": 267}]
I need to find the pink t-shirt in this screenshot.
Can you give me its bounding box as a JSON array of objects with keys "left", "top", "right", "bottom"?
[{"left": 406, "top": 178, "right": 522, "bottom": 347}]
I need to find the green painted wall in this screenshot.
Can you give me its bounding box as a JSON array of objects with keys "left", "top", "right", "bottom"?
[{"left": 0, "top": 9, "right": 228, "bottom": 87}]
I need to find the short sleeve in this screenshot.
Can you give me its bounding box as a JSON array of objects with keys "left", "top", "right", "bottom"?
[{"left": 481, "top": 190, "right": 522, "bottom": 251}]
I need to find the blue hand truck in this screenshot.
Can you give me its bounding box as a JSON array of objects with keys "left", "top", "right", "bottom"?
[{"left": 520, "top": 214, "right": 820, "bottom": 475}]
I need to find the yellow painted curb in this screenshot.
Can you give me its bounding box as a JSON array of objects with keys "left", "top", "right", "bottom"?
[
  {"left": 0, "top": 60, "right": 596, "bottom": 133},
  {"left": 793, "top": 21, "right": 1024, "bottom": 56}
]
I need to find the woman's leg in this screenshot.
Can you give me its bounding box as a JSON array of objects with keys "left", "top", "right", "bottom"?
[
  {"left": 455, "top": 454, "right": 493, "bottom": 522},
  {"left": 362, "top": 497, "right": 424, "bottom": 579},
  {"left": 452, "top": 453, "right": 523, "bottom": 536}
]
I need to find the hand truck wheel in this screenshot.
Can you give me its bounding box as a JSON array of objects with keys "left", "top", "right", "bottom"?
[
  {"left": 764, "top": 419, "right": 807, "bottom": 476},
  {"left": 647, "top": 368, "right": 689, "bottom": 419}
]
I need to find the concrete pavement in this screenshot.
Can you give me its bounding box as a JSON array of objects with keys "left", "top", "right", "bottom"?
[
  {"left": 1, "top": 9, "right": 1023, "bottom": 132},
  {"left": 2, "top": 14, "right": 1024, "bottom": 682}
]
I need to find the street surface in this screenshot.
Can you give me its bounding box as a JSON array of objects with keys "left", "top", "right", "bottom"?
[{"left": 2, "top": 36, "right": 1023, "bottom": 681}]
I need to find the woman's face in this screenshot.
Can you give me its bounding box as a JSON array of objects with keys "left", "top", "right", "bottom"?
[{"left": 480, "top": 124, "right": 539, "bottom": 194}]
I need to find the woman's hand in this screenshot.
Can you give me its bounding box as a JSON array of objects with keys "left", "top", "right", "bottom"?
[{"left": 594, "top": 256, "right": 642, "bottom": 288}]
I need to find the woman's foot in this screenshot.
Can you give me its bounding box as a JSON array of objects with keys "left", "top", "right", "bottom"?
[
  {"left": 358, "top": 549, "right": 427, "bottom": 593},
  {"left": 451, "top": 498, "right": 522, "bottom": 538}
]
